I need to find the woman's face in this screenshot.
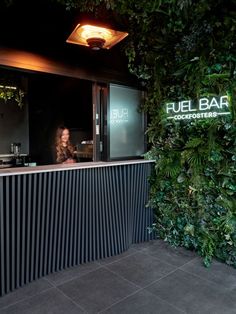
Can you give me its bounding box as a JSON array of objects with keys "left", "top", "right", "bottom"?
[{"left": 61, "top": 128, "right": 70, "bottom": 145}]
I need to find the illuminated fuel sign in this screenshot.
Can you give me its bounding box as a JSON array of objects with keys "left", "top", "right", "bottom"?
[{"left": 166, "top": 95, "right": 230, "bottom": 120}]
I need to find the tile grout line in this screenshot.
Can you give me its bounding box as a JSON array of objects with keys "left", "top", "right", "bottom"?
[
  {"left": 101, "top": 251, "right": 183, "bottom": 291},
  {"left": 98, "top": 286, "right": 187, "bottom": 314},
  {"left": 102, "top": 264, "right": 142, "bottom": 289},
  {"left": 96, "top": 249, "right": 139, "bottom": 266},
  {"left": 139, "top": 254, "right": 201, "bottom": 291},
  {"left": 141, "top": 247, "right": 199, "bottom": 268},
  {"left": 99, "top": 256, "right": 189, "bottom": 313},
  {"left": 55, "top": 286, "right": 88, "bottom": 313},
  {"left": 97, "top": 288, "right": 143, "bottom": 314},
  {"left": 0, "top": 286, "right": 55, "bottom": 311},
  {"left": 42, "top": 250, "right": 140, "bottom": 287},
  {"left": 43, "top": 263, "right": 103, "bottom": 287},
  {"left": 179, "top": 265, "right": 236, "bottom": 290}
]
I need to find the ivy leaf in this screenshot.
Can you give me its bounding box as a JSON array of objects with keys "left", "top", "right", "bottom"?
[{"left": 177, "top": 173, "right": 186, "bottom": 183}]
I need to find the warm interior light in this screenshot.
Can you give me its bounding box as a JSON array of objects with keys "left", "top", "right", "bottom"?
[
  {"left": 66, "top": 24, "right": 128, "bottom": 50},
  {"left": 0, "top": 85, "right": 17, "bottom": 90},
  {"left": 86, "top": 37, "right": 106, "bottom": 50}
]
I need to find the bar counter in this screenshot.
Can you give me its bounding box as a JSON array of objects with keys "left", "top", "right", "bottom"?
[{"left": 0, "top": 160, "right": 154, "bottom": 296}]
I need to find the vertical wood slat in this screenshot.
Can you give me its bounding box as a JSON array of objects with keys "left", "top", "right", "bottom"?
[
  {"left": 39, "top": 173, "right": 47, "bottom": 278},
  {"left": 111, "top": 167, "right": 122, "bottom": 255},
  {"left": 25, "top": 175, "right": 31, "bottom": 284},
  {"left": 30, "top": 175, "right": 37, "bottom": 282},
  {"left": 5, "top": 177, "right": 10, "bottom": 293},
  {"left": 80, "top": 170, "right": 85, "bottom": 264},
  {"left": 35, "top": 173, "right": 42, "bottom": 279},
  {"left": 60, "top": 171, "right": 68, "bottom": 269},
  {"left": 0, "top": 162, "right": 153, "bottom": 296},
  {"left": 16, "top": 176, "right": 21, "bottom": 289},
  {"left": 47, "top": 171, "right": 56, "bottom": 274},
  {"left": 68, "top": 170, "right": 76, "bottom": 267},
  {"left": 0, "top": 177, "right": 5, "bottom": 296},
  {"left": 105, "top": 167, "right": 116, "bottom": 257},
  {"left": 73, "top": 171, "right": 80, "bottom": 265},
  {"left": 65, "top": 170, "right": 72, "bottom": 267},
  {"left": 21, "top": 176, "right": 27, "bottom": 285},
  {"left": 11, "top": 176, "right": 15, "bottom": 290}
]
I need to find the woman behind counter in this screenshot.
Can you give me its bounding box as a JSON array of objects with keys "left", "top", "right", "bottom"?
[{"left": 55, "top": 126, "right": 76, "bottom": 164}]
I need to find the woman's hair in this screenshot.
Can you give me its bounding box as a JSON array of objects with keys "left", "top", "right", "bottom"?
[{"left": 55, "top": 126, "right": 74, "bottom": 162}]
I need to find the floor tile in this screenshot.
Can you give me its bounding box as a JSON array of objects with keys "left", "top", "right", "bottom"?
[
  {"left": 181, "top": 256, "right": 236, "bottom": 289},
  {"left": 45, "top": 261, "right": 101, "bottom": 286},
  {"left": 101, "top": 289, "right": 185, "bottom": 314},
  {"left": 0, "top": 288, "right": 85, "bottom": 314},
  {"left": 130, "top": 240, "right": 159, "bottom": 251},
  {"left": 58, "top": 267, "right": 139, "bottom": 313},
  {"left": 142, "top": 239, "right": 197, "bottom": 267},
  {"left": 0, "top": 278, "right": 53, "bottom": 310},
  {"left": 105, "top": 251, "right": 175, "bottom": 288},
  {"left": 1, "top": 240, "right": 235, "bottom": 314},
  {"left": 146, "top": 268, "right": 236, "bottom": 314},
  {"left": 97, "top": 248, "right": 137, "bottom": 265}
]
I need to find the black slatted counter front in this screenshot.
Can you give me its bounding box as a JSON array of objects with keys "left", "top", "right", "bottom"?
[{"left": 0, "top": 160, "right": 154, "bottom": 296}]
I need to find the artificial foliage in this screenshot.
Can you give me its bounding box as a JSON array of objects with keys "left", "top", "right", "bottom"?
[
  {"left": 0, "top": 85, "right": 25, "bottom": 108},
  {"left": 0, "top": 70, "right": 26, "bottom": 108},
  {"left": 146, "top": 117, "right": 236, "bottom": 267}
]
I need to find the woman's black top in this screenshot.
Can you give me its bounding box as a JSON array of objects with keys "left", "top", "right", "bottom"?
[{"left": 56, "top": 146, "right": 74, "bottom": 163}]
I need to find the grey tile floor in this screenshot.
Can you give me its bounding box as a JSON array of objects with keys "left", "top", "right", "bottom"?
[{"left": 0, "top": 240, "right": 236, "bottom": 314}]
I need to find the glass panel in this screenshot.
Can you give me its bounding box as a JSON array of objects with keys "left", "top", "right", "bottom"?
[{"left": 109, "top": 84, "right": 145, "bottom": 159}]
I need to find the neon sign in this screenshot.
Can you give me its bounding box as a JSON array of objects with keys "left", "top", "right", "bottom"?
[{"left": 166, "top": 95, "right": 231, "bottom": 120}]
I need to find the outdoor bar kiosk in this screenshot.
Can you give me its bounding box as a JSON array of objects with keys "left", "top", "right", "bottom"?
[{"left": 0, "top": 49, "right": 154, "bottom": 296}]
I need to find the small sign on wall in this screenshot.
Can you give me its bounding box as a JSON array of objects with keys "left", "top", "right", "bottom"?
[
  {"left": 166, "top": 95, "right": 230, "bottom": 120},
  {"left": 110, "top": 108, "right": 129, "bottom": 124},
  {"left": 109, "top": 84, "right": 145, "bottom": 159}
]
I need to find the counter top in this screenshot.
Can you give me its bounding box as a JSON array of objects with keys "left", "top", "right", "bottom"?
[
  {"left": 0, "top": 153, "right": 28, "bottom": 158},
  {"left": 0, "top": 159, "right": 155, "bottom": 177}
]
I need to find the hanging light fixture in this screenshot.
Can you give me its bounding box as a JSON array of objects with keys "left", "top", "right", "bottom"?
[{"left": 66, "top": 24, "right": 128, "bottom": 50}]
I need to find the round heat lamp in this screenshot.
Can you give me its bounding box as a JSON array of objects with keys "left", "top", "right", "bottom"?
[{"left": 86, "top": 37, "right": 106, "bottom": 50}]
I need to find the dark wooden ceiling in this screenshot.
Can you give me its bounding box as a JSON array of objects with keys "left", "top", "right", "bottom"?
[{"left": 0, "top": 0, "right": 132, "bottom": 79}]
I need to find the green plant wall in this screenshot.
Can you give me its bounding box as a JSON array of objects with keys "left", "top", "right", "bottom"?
[{"left": 146, "top": 115, "right": 236, "bottom": 266}]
